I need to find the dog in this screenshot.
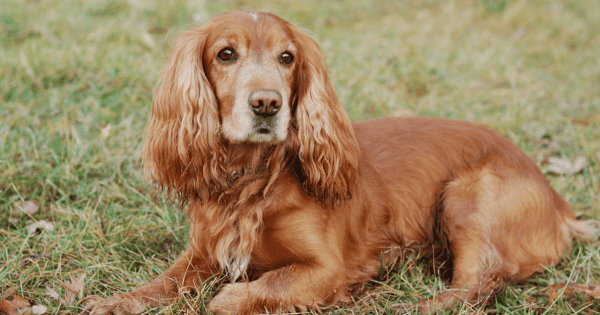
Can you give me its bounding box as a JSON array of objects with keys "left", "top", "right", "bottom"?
[{"left": 82, "top": 10, "right": 596, "bottom": 314}]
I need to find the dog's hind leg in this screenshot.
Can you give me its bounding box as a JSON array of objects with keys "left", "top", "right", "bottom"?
[{"left": 416, "top": 162, "right": 576, "bottom": 313}]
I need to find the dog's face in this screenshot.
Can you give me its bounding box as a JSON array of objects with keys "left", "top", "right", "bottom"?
[
  {"left": 202, "top": 11, "right": 299, "bottom": 143},
  {"left": 144, "top": 10, "right": 359, "bottom": 201}
]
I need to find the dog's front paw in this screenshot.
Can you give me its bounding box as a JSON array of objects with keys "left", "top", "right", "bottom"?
[
  {"left": 207, "top": 283, "right": 249, "bottom": 315},
  {"left": 80, "top": 293, "right": 148, "bottom": 315},
  {"left": 208, "top": 282, "right": 299, "bottom": 315}
]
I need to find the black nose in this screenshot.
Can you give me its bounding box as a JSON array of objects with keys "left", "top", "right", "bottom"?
[{"left": 249, "top": 89, "right": 282, "bottom": 117}]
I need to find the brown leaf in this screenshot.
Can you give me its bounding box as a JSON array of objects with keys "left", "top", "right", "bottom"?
[
  {"left": 547, "top": 284, "right": 561, "bottom": 304},
  {"left": 0, "top": 287, "right": 18, "bottom": 300},
  {"left": 0, "top": 294, "right": 31, "bottom": 315},
  {"left": 61, "top": 272, "right": 87, "bottom": 306},
  {"left": 572, "top": 114, "right": 600, "bottom": 126},
  {"left": 547, "top": 283, "right": 600, "bottom": 304},
  {"left": 570, "top": 283, "right": 600, "bottom": 298},
  {"left": 572, "top": 118, "right": 589, "bottom": 126}
]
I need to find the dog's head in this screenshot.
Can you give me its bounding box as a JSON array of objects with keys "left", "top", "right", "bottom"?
[
  {"left": 202, "top": 11, "right": 296, "bottom": 143},
  {"left": 143, "top": 10, "right": 359, "bottom": 203}
]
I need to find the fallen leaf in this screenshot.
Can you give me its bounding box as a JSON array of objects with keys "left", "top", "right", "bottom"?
[
  {"left": 45, "top": 286, "right": 59, "bottom": 300},
  {"left": 61, "top": 273, "right": 87, "bottom": 306},
  {"left": 1, "top": 287, "right": 18, "bottom": 300},
  {"left": 547, "top": 285, "right": 560, "bottom": 304},
  {"left": 571, "top": 283, "right": 600, "bottom": 298},
  {"left": 571, "top": 118, "right": 589, "bottom": 126},
  {"left": 31, "top": 305, "right": 47, "bottom": 315},
  {"left": 13, "top": 200, "right": 40, "bottom": 215},
  {"left": 547, "top": 283, "right": 600, "bottom": 304},
  {"left": 26, "top": 220, "right": 54, "bottom": 234},
  {"left": 0, "top": 294, "right": 30, "bottom": 315},
  {"left": 547, "top": 156, "right": 587, "bottom": 175}
]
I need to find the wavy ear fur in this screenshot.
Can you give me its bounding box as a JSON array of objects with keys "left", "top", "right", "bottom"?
[
  {"left": 292, "top": 28, "right": 360, "bottom": 204},
  {"left": 143, "top": 29, "right": 223, "bottom": 200}
]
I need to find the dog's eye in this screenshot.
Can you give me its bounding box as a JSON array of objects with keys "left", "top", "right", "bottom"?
[
  {"left": 279, "top": 52, "right": 294, "bottom": 65},
  {"left": 217, "top": 48, "right": 236, "bottom": 63}
]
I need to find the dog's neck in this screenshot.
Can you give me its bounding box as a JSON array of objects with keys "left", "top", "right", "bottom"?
[{"left": 216, "top": 141, "right": 291, "bottom": 196}]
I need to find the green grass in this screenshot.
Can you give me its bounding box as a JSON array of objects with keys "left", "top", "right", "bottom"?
[{"left": 1, "top": 0, "right": 599, "bottom": 313}]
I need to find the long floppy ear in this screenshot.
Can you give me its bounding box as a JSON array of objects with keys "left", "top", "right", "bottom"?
[
  {"left": 143, "top": 28, "right": 223, "bottom": 201},
  {"left": 292, "top": 27, "right": 360, "bottom": 204}
]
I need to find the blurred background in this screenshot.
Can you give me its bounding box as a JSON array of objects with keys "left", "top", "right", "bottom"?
[{"left": 1, "top": 0, "right": 599, "bottom": 313}]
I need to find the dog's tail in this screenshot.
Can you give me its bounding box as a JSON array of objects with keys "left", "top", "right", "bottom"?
[
  {"left": 557, "top": 193, "right": 599, "bottom": 242},
  {"left": 564, "top": 216, "right": 599, "bottom": 242}
]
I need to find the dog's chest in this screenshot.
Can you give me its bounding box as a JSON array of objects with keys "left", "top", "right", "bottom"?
[{"left": 225, "top": 254, "right": 250, "bottom": 282}]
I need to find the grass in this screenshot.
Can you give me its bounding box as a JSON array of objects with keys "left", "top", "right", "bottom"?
[{"left": 1, "top": 0, "right": 599, "bottom": 313}]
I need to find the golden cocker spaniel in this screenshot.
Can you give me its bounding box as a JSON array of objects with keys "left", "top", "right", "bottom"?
[{"left": 83, "top": 10, "right": 596, "bottom": 314}]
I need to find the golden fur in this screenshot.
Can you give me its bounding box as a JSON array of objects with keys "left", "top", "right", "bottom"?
[{"left": 82, "top": 10, "right": 596, "bottom": 314}]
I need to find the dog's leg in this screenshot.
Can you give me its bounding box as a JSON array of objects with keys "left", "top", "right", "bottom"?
[
  {"left": 414, "top": 168, "right": 505, "bottom": 313},
  {"left": 208, "top": 262, "right": 346, "bottom": 315},
  {"left": 82, "top": 247, "right": 218, "bottom": 315},
  {"left": 416, "top": 164, "right": 573, "bottom": 313},
  {"left": 415, "top": 234, "right": 501, "bottom": 313}
]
